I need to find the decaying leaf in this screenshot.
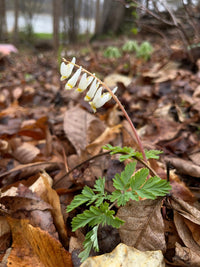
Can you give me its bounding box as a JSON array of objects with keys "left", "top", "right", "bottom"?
[
  {"left": 103, "top": 73, "right": 132, "bottom": 87},
  {"left": 117, "top": 198, "right": 166, "bottom": 252},
  {"left": 166, "top": 157, "right": 200, "bottom": 178},
  {"left": 168, "top": 196, "right": 200, "bottom": 265},
  {"left": 86, "top": 124, "right": 122, "bottom": 155},
  {"left": 7, "top": 217, "right": 72, "bottom": 267},
  {"left": 63, "top": 106, "right": 106, "bottom": 155},
  {"left": 173, "top": 242, "right": 200, "bottom": 266},
  {"left": 80, "top": 243, "right": 165, "bottom": 267}
]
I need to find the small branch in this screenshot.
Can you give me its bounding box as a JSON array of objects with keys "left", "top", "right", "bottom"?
[{"left": 53, "top": 150, "right": 158, "bottom": 188}]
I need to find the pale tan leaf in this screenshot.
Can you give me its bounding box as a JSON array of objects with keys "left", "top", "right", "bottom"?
[
  {"left": 117, "top": 198, "right": 166, "bottom": 252},
  {"left": 104, "top": 73, "right": 132, "bottom": 87},
  {"left": 7, "top": 218, "right": 72, "bottom": 267},
  {"left": 12, "top": 142, "right": 40, "bottom": 164},
  {"left": 166, "top": 157, "right": 200, "bottom": 178},
  {"left": 189, "top": 152, "right": 200, "bottom": 166},
  {"left": 86, "top": 124, "right": 122, "bottom": 155},
  {"left": 63, "top": 106, "right": 105, "bottom": 155},
  {"left": 81, "top": 243, "right": 165, "bottom": 267}
]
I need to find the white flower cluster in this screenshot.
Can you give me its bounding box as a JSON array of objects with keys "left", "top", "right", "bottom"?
[{"left": 60, "top": 57, "right": 117, "bottom": 112}]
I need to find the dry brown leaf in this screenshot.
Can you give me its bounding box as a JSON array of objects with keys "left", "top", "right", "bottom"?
[
  {"left": 117, "top": 198, "right": 166, "bottom": 252},
  {"left": 103, "top": 73, "right": 132, "bottom": 87},
  {"left": 0, "top": 185, "right": 58, "bottom": 239},
  {"left": 193, "top": 85, "right": 200, "bottom": 98},
  {"left": 189, "top": 152, "right": 200, "bottom": 166},
  {"left": 169, "top": 171, "right": 195, "bottom": 202},
  {"left": 166, "top": 157, "right": 200, "bottom": 178},
  {"left": 7, "top": 217, "right": 72, "bottom": 267},
  {"left": 0, "top": 216, "right": 11, "bottom": 254},
  {"left": 0, "top": 161, "right": 59, "bottom": 182},
  {"left": 40, "top": 172, "right": 68, "bottom": 247},
  {"left": 170, "top": 196, "right": 200, "bottom": 227},
  {"left": 81, "top": 243, "right": 165, "bottom": 267},
  {"left": 173, "top": 242, "right": 200, "bottom": 266},
  {"left": 184, "top": 218, "right": 200, "bottom": 247},
  {"left": 86, "top": 124, "right": 122, "bottom": 155},
  {"left": 174, "top": 211, "right": 200, "bottom": 255},
  {"left": 143, "top": 61, "right": 179, "bottom": 83},
  {"left": 12, "top": 142, "right": 40, "bottom": 164},
  {"left": 63, "top": 106, "right": 105, "bottom": 155}
]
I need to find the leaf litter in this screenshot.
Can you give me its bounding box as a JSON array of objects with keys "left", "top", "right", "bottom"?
[{"left": 0, "top": 39, "right": 200, "bottom": 266}]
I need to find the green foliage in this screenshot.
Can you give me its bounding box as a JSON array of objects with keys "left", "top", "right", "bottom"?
[
  {"left": 122, "top": 40, "right": 139, "bottom": 52},
  {"left": 103, "top": 41, "right": 153, "bottom": 61},
  {"left": 122, "top": 40, "right": 153, "bottom": 61},
  {"left": 136, "top": 41, "right": 153, "bottom": 61},
  {"left": 67, "top": 145, "right": 171, "bottom": 262},
  {"left": 103, "top": 46, "right": 122, "bottom": 59},
  {"left": 103, "top": 144, "right": 163, "bottom": 161}
]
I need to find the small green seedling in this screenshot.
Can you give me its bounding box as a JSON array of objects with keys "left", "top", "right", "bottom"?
[{"left": 103, "top": 46, "right": 122, "bottom": 59}]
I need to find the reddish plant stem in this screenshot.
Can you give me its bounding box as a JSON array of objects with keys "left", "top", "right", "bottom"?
[{"left": 63, "top": 58, "right": 147, "bottom": 162}]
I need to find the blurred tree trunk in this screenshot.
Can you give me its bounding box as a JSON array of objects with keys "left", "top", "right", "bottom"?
[
  {"left": 13, "top": 0, "right": 19, "bottom": 45},
  {"left": 53, "top": 0, "right": 60, "bottom": 53},
  {"left": 95, "top": 0, "right": 101, "bottom": 34},
  {"left": 96, "top": 0, "right": 125, "bottom": 35},
  {"left": 68, "top": 0, "right": 79, "bottom": 43},
  {"left": 0, "top": 0, "right": 7, "bottom": 42}
]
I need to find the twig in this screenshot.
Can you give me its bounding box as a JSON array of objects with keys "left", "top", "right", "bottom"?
[{"left": 53, "top": 150, "right": 158, "bottom": 188}]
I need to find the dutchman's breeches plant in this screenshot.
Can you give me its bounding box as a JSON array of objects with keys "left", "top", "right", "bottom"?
[{"left": 61, "top": 57, "right": 172, "bottom": 262}]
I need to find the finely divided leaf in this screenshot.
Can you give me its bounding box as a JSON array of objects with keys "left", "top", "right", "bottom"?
[
  {"left": 71, "top": 202, "right": 124, "bottom": 232},
  {"left": 67, "top": 186, "right": 97, "bottom": 212},
  {"left": 94, "top": 177, "right": 105, "bottom": 194},
  {"left": 93, "top": 177, "right": 109, "bottom": 207},
  {"left": 113, "top": 162, "right": 136, "bottom": 191},
  {"left": 110, "top": 190, "right": 138, "bottom": 206},
  {"left": 130, "top": 168, "right": 149, "bottom": 190},
  {"left": 136, "top": 176, "right": 171, "bottom": 199},
  {"left": 145, "top": 150, "right": 163, "bottom": 159}
]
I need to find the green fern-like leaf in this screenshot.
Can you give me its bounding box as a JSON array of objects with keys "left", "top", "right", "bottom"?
[
  {"left": 71, "top": 202, "right": 124, "bottom": 232},
  {"left": 79, "top": 225, "right": 99, "bottom": 262}
]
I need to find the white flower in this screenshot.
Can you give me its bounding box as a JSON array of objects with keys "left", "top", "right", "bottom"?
[
  {"left": 65, "top": 67, "right": 82, "bottom": 90},
  {"left": 89, "top": 86, "right": 118, "bottom": 112},
  {"left": 76, "top": 73, "right": 94, "bottom": 92},
  {"left": 60, "top": 57, "right": 76, "bottom": 81},
  {"left": 84, "top": 79, "right": 99, "bottom": 101}
]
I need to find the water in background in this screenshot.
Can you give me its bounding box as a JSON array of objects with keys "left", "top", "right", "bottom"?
[{"left": 6, "top": 11, "right": 95, "bottom": 34}]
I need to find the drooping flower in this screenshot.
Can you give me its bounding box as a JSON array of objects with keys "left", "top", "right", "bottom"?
[
  {"left": 65, "top": 67, "right": 82, "bottom": 90},
  {"left": 89, "top": 86, "right": 118, "bottom": 113},
  {"left": 60, "top": 57, "right": 76, "bottom": 81},
  {"left": 60, "top": 58, "right": 118, "bottom": 112},
  {"left": 76, "top": 73, "right": 94, "bottom": 92},
  {"left": 84, "top": 79, "right": 99, "bottom": 101}
]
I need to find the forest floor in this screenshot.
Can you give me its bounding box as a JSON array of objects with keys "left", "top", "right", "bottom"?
[{"left": 0, "top": 34, "right": 200, "bottom": 266}]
